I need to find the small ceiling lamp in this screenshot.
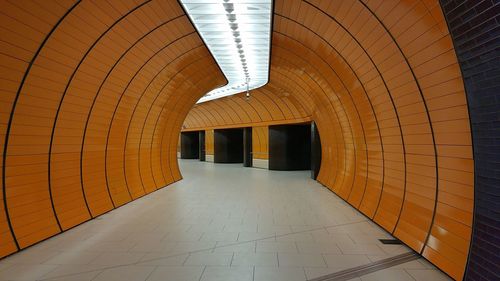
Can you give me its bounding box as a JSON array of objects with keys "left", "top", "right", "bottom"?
[{"left": 245, "top": 78, "right": 251, "bottom": 101}]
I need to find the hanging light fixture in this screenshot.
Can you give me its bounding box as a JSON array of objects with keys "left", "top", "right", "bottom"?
[
  {"left": 245, "top": 77, "right": 250, "bottom": 101},
  {"left": 179, "top": 0, "right": 273, "bottom": 103}
]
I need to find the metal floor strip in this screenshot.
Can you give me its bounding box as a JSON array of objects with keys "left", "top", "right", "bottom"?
[{"left": 308, "top": 252, "right": 420, "bottom": 281}]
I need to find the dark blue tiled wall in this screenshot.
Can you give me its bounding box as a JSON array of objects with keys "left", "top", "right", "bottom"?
[{"left": 440, "top": 1, "right": 500, "bottom": 280}]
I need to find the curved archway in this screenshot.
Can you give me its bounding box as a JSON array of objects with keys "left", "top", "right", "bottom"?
[
  {"left": 183, "top": 1, "right": 474, "bottom": 279},
  {"left": 0, "top": 1, "right": 486, "bottom": 280}
]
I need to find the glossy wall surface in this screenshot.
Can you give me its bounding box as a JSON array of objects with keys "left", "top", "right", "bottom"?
[
  {"left": 183, "top": 0, "right": 475, "bottom": 279},
  {"left": 252, "top": 126, "right": 269, "bottom": 160},
  {"left": 182, "top": 88, "right": 312, "bottom": 131},
  {"left": 205, "top": 129, "right": 215, "bottom": 157},
  {"left": 440, "top": 1, "right": 500, "bottom": 280},
  {"left": 0, "top": 0, "right": 225, "bottom": 258},
  {"left": 1, "top": 0, "right": 478, "bottom": 279}
]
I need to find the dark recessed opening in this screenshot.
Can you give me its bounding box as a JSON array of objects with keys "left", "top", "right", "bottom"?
[
  {"left": 269, "top": 123, "right": 311, "bottom": 171},
  {"left": 180, "top": 131, "right": 200, "bottom": 159},
  {"left": 214, "top": 128, "right": 244, "bottom": 163},
  {"left": 379, "top": 239, "right": 402, "bottom": 245}
]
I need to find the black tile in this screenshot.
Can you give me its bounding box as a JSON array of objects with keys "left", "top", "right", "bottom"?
[{"left": 440, "top": 0, "right": 500, "bottom": 280}]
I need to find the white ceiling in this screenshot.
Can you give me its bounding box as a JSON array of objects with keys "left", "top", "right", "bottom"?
[{"left": 179, "top": 0, "right": 273, "bottom": 103}]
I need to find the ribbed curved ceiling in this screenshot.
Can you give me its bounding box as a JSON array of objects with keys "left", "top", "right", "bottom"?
[{"left": 179, "top": 0, "right": 273, "bottom": 103}]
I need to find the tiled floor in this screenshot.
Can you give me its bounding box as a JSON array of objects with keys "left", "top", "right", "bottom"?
[{"left": 0, "top": 160, "right": 452, "bottom": 281}]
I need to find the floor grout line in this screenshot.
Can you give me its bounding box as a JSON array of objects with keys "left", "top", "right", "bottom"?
[
  {"left": 34, "top": 220, "right": 368, "bottom": 280},
  {"left": 197, "top": 265, "right": 206, "bottom": 281},
  {"left": 2, "top": 163, "right": 450, "bottom": 281}
]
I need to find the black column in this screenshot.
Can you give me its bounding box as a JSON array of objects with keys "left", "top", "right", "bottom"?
[
  {"left": 180, "top": 131, "right": 199, "bottom": 159},
  {"left": 311, "top": 122, "right": 322, "bottom": 179},
  {"left": 214, "top": 128, "right": 244, "bottom": 163},
  {"left": 440, "top": 1, "right": 500, "bottom": 280},
  {"left": 243, "top": 127, "right": 252, "bottom": 167},
  {"left": 269, "top": 124, "right": 311, "bottom": 170},
  {"left": 199, "top": 130, "right": 206, "bottom": 161}
]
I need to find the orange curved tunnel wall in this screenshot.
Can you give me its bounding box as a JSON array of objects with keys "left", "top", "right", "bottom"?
[
  {"left": 1, "top": 0, "right": 474, "bottom": 280},
  {"left": 183, "top": 0, "right": 474, "bottom": 279},
  {"left": 252, "top": 126, "right": 269, "bottom": 160},
  {"left": 0, "top": 0, "right": 225, "bottom": 257}
]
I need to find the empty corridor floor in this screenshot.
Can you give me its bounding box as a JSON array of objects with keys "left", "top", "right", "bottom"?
[{"left": 0, "top": 160, "right": 451, "bottom": 281}]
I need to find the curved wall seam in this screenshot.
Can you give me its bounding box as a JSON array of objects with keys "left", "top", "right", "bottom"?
[{"left": 0, "top": 1, "right": 476, "bottom": 280}]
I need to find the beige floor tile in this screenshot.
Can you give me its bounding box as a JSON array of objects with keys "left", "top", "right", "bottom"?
[
  {"left": 170, "top": 241, "right": 217, "bottom": 253},
  {"left": 258, "top": 225, "right": 292, "bottom": 234},
  {"left": 137, "top": 253, "right": 188, "bottom": 266},
  {"left": 84, "top": 231, "right": 133, "bottom": 243},
  {"left": 224, "top": 224, "right": 258, "bottom": 232},
  {"left": 43, "top": 251, "right": 102, "bottom": 265},
  {"left": 124, "top": 233, "right": 168, "bottom": 243},
  {"left": 348, "top": 233, "right": 389, "bottom": 244},
  {"left": 184, "top": 253, "right": 233, "bottom": 266},
  {"left": 40, "top": 264, "right": 105, "bottom": 281},
  {"left": 0, "top": 264, "right": 58, "bottom": 281},
  {"left": 0, "top": 161, "right": 450, "bottom": 281},
  {"left": 129, "top": 241, "right": 176, "bottom": 253},
  {"left": 1, "top": 248, "right": 59, "bottom": 264},
  {"left": 147, "top": 266, "right": 204, "bottom": 281},
  {"left": 232, "top": 252, "right": 278, "bottom": 266},
  {"left": 278, "top": 253, "right": 327, "bottom": 267},
  {"left": 93, "top": 265, "right": 154, "bottom": 281},
  {"left": 238, "top": 232, "right": 275, "bottom": 242},
  {"left": 200, "top": 266, "right": 253, "bottom": 281},
  {"left": 337, "top": 243, "right": 386, "bottom": 255},
  {"left": 213, "top": 241, "right": 256, "bottom": 253},
  {"left": 200, "top": 232, "right": 239, "bottom": 242},
  {"left": 164, "top": 232, "right": 203, "bottom": 242},
  {"left": 406, "top": 269, "right": 453, "bottom": 281},
  {"left": 256, "top": 241, "right": 298, "bottom": 253},
  {"left": 81, "top": 241, "right": 137, "bottom": 252},
  {"left": 89, "top": 252, "right": 145, "bottom": 266},
  {"left": 43, "top": 271, "right": 99, "bottom": 281},
  {"left": 377, "top": 244, "right": 411, "bottom": 255},
  {"left": 291, "top": 225, "right": 324, "bottom": 233},
  {"left": 155, "top": 225, "right": 191, "bottom": 233},
  {"left": 366, "top": 254, "right": 394, "bottom": 262},
  {"left": 312, "top": 232, "right": 355, "bottom": 245},
  {"left": 304, "top": 267, "right": 338, "bottom": 280},
  {"left": 296, "top": 241, "right": 342, "bottom": 254},
  {"left": 360, "top": 268, "right": 415, "bottom": 281},
  {"left": 0, "top": 262, "right": 12, "bottom": 272},
  {"left": 189, "top": 224, "right": 226, "bottom": 232},
  {"left": 392, "top": 259, "right": 430, "bottom": 269},
  {"left": 254, "top": 267, "right": 307, "bottom": 281},
  {"left": 323, "top": 254, "right": 371, "bottom": 270},
  {"left": 276, "top": 232, "right": 314, "bottom": 242}
]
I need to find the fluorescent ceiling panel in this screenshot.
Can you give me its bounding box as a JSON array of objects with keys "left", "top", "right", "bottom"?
[{"left": 179, "top": 0, "right": 273, "bottom": 103}]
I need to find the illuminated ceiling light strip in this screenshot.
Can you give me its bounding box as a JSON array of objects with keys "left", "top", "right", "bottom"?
[{"left": 179, "top": 0, "right": 273, "bottom": 103}]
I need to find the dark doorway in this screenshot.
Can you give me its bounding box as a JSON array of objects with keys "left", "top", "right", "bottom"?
[
  {"left": 181, "top": 131, "right": 200, "bottom": 159},
  {"left": 311, "top": 122, "right": 322, "bottom": 179},
  {"left": 214, "top": 128, "right": 244, "bottom": 163},
  {"left": 243, "top": 127, "right": 252, "bottom": 167},
  {"left": 269, "top": 124, "right": 311, "bottom": 170},
  {"left": 199, "top": 130, "right": 206, "bottom": 161}
]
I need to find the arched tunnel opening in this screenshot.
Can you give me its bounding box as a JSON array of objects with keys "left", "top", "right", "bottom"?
[{"left": 0, "top": 1, "right": 498, "bottom": 281}]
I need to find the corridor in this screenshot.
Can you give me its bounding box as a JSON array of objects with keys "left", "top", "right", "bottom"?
[{"left": 0, "top": 161, "right": 450, "bottom": 281}]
